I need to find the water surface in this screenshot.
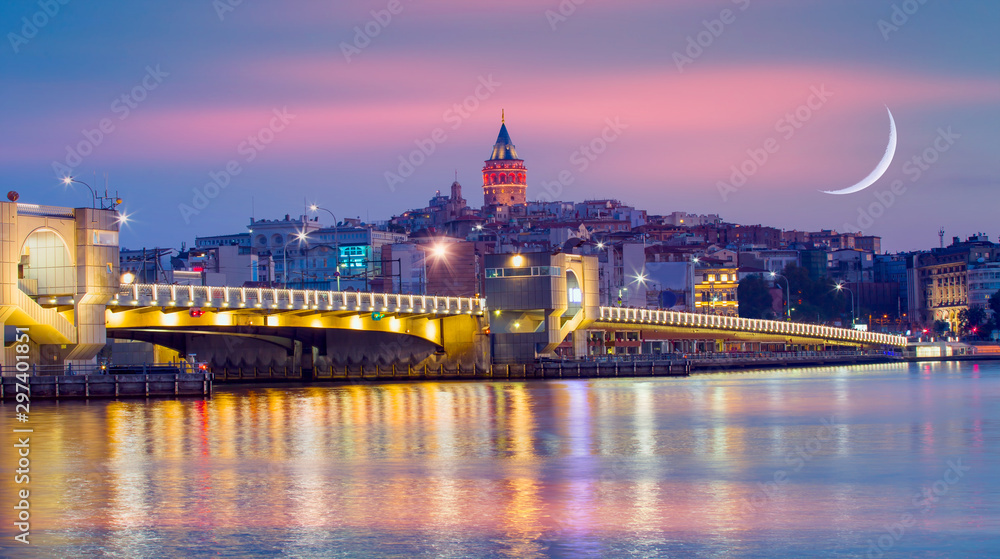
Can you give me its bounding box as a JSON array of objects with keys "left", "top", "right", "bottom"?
[{"left": 2, "top": 361, "right": 998, "bottom": 558}]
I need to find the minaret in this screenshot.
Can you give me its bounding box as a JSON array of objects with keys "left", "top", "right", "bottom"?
[{"left": 482, "top": 110, "right": 527, "bottom": 208}]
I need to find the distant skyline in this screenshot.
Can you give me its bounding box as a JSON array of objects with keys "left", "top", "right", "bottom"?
[{"left": 2, "top": 0, "right": 998, "bottom": 252}]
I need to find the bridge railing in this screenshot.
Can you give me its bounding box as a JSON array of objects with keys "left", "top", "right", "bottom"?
[
  {"left": 1, "top": 362, "right": 208, "bottom": 377},
  {"left": 112, "top": 283, "right": 486, "bottom": 315},
  {"left": 557, "top": 349, "right": 903, "bottom": 363},
  {"left": 597, "top": 306, "right": 907, "bottom": 347}
]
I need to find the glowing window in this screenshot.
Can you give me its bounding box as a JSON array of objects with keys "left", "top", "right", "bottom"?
[{"left": 92, "top": 230, "right": 118, "bottom": 246}]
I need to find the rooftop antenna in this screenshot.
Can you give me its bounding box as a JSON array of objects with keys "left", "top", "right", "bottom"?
[
  {"left": 502, "top": 109, "right": 505, "bottom": 124},
  {"left": 939, "top": 227, "right": 945, "bottom": 249}
]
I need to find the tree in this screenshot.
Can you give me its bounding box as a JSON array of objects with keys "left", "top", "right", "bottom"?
[
  {"left": 780, "top": 264, "right": 848, "bottom": 324},
  {"left": 737, "top": 274, "right": 776, "bottom": 319},
  {"left": 933, "top": 319, "right": 950, "bottom": 336},
  {"left": 959, "top": 306, "right": 990, "bottom": 337}
]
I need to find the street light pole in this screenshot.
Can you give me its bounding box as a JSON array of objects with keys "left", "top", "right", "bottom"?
[
  {"left": 769, "top": 271, "right": 790, "bottom": 321},
  {"left": 282, "top": 232, "right": 309, "bottom": 289},
  {"left": 61, "top": 177, "right": 98, "bottom": 209},
  {"left": 836, "top": 282, "right": 855, "bottom": 328},
  {"left": 309, "top": 205, "right": 340, "bottom": 291}
]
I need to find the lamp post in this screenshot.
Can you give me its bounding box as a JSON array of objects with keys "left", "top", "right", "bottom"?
[
  {"left": 309, "top": 205, "right": 341, "bottom": 291},
  {"left": 282, "top": 231, "right": 309, "bottom": 288},
  {"left": 836, "top": 282, "right": 855, "bottom": 328},
  {"left": 769, "top": 271, "right": 790, "bottom": 321},
  {"left": 422, "top": 243, "right": 447, "bottom": 295},
  {"left": 631, "top": 271, "right": 648, "bottom": 308},
  {"left": 61, "top": 177, "right": 98, "bottom": 209},
  {"left": 599, "top": 242, "right": 624, "bottom": 306}
]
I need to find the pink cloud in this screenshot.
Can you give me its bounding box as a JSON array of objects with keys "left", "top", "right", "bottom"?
[{"left": 14, "top": 59, "right": 1000, "bottom": 198}]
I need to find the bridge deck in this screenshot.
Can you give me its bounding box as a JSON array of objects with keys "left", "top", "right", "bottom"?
[
  {"left": 597, "top": 306, "right": 907, "bottom": 347},
  {"left": 109, "top": 284, "right": 486, "bottom": 316}
]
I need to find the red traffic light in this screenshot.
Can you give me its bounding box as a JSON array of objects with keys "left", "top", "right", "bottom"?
[{"left": 189, "top": 308, "right": 205, "bottom": 318}]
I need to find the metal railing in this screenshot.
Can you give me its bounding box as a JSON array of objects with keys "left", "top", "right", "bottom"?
[
  {"left": 16, "top": 203, "right": 76, "bottom": 218},
  {"left": 112, "top": 283, "right": 486, "bottom": 316},
  {"left": 1, "top": 362, "right": 209, "bottom": 377},
  {"left": 597, "top": 306, "right": 908, "bottom": 347},
  {"left": 564, "top": 349, "right": 902, "bottom": 364}
]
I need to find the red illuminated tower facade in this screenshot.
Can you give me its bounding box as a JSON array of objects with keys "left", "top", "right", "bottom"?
[{"left": 482, "top": 112, "right": 526, "bottom": 209}]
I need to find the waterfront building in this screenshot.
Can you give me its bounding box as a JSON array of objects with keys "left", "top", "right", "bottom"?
[
  {"left": 738, "top": 249, "right": 799, "bottom": 274},
  {"left": 246, "top": 214, "right": 324, "bottom": 285},
  {"left": 182, "top": 245, "right": 258, "bottom": 286},
  {"left": 119, "top": 247, "right": 176, "bottom": 284},
  {"left": 854, "top": 235, "right": 881, "bottom": 255},
  {"left": 798, "top": 249, "right": 828, "bottom": 281},
  {"left": 287, "top": 225, "right": 408, "bottom": 290},
  {"left": 194, "top": 232, "right": 251, "bottom": 249},
  {"left": 875, "top": 253, "right": 910, "bottom": 315},
  {"left": 694, "top": 262, "right": 739, "bottom": 316},
  {"left": 913, "top": 234, "right": 1000, "bottom": 329},
  {"left": 389, "top": 180, "right": 476, "bottom": 236},
  {"left": 659, "top": 211, "right": 722, "bottom": 227},
  {"left": 968, "top": 262, "right": 1000, "bottom": 310},
  {"left": 809, "top": 230, "right": 857, "bottom": 251},
  {"left": 829, "top": 248, "right": 875, "bottom": 284}
]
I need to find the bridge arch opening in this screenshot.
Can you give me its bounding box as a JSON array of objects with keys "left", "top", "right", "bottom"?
[
  {"left": 20, "top": 227, "right": 76, "bottom": 296},
  {"left": 565, "top": 269, "right": 583, "bottom": 318}
]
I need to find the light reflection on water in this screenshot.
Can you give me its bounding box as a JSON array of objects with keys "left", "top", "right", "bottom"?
[{"left": 1, "top": 361, "right": 998, "bottom": 558}]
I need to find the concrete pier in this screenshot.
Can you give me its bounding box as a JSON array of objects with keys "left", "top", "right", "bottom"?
[{"left": 0, "top": 372, "right": 213, "bottom": 400}]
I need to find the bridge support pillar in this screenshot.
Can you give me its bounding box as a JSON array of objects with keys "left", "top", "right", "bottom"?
[
  {"left": 573, "top": 330, "right": 588, "bottom": 360},
  {"left": 291, "top": 340, "right": 302, "bottom": 379},
  {"left": 303, "top": 345, "right": 320, "bottom": 381}
]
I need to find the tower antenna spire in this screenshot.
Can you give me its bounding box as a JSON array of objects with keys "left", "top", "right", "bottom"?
[{"left": 502, "top": 109, "right": 504, "bottom": 124}]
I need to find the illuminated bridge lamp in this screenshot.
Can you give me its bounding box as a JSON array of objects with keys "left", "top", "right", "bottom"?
[
  {"left": 121, "top": 272, "right": 135, "bottom": 284},
  {"left": 511, "top": 254, "right": 523, "bottom": 267}
]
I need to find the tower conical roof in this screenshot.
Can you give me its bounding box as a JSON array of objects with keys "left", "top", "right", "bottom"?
[{"left": 488, "top": 122, "right": 520, "bottom": 161}]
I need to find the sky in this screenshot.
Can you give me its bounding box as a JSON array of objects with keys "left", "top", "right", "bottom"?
[{"left": 1, "top": 0, "right": 998, "bottom": 252}]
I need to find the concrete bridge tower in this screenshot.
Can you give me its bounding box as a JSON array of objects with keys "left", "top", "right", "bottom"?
[{"left": 1, "top": 199, "right": 121, "bottom": 370}]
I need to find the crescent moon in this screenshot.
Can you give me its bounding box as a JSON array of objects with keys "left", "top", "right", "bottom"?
[{"left": 822, "top": 107, "right": 896, "bottom": 195}]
